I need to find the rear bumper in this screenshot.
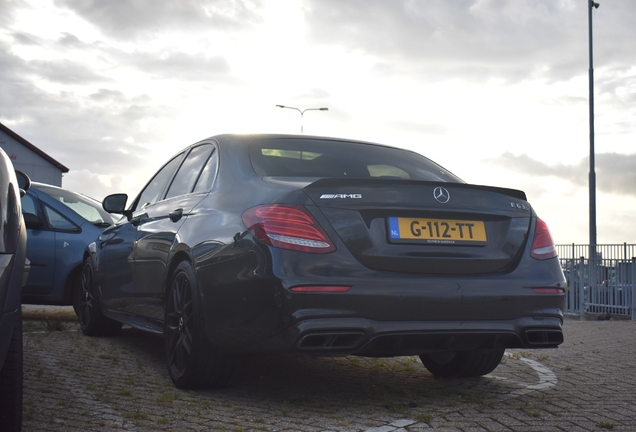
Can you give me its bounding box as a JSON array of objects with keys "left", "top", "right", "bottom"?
[
  {"left": 199, "top": 246, "right": 566, "bottom": 356},
  {"left": 247, "top": 314, "right": 563, "bottom": 356}
]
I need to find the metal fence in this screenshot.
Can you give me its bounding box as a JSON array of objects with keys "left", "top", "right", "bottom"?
[{"left": 557, "top": 244, "right": 636, "bottom": 320}]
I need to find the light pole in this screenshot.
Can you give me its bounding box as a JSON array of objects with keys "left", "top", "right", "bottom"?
[
  {"left": 588, "top": 0, "right": 599, "bottom": 288},
  {"left": 276, "top": 105, "right": 329, "bottom": 134}
]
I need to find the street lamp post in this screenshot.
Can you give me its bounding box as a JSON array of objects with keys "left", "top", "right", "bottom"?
[
  {"left": 588, "top": 1, "right": 599, "bottom": 291},
  {"left": 276, "top": 105, "right": 329, "bottom": 134}
]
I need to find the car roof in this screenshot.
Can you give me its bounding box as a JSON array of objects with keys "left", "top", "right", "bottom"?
[{"left": 207, "top": 133, "right": 413, "bottom": 153}]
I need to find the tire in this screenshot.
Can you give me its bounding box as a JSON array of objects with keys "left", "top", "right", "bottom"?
[
  {"left": 77, "top": 258, "right": 122, "bottom": 337},
  {"left": 420, "top": 348, "right": 505, "bottom": 379},
  {"left": 0, "top": 310, "right": 23, "bottom": 431},
  {"left": 164, "top": 261, "right": 238, "bottom": 389},
  {"left": 71, "top": 271, "right": 82, "bottom": 317}
]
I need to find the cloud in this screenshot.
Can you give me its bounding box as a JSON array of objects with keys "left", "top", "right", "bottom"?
[
  {"left": 490, "top": 152, "right": 636, "bottom": 197},
  {"left": 1, "top": 0, "right": 27, "bottom": 27},
  {"left": 11, "top": 31, "right": 41, "bottom": 45},
  {"left": 0, "top": 42, "right": 27, "bottom": 82},
  {"left": 54, "top": 0, "right": 263, "bottom": 40},
  {"left": 57, "top": 32, "right": 83, "bottom": 47},
  {"left": 29, "top": 59, "right": 110, "bottom": 84},
  {"left": 62, "top": 168, "right": 141, "bottom": 202},
  {"left": 2, "top": 35, "right": 107, "bottom": 85},
  {"left": 124, "top": 50, "right": 231, "bottom": 81},
  {"left": 1, "top": 73, "right": 177, "bottom": 179},
  {"left": 303, "top": 0, "right": 636, "bottom": 84}
]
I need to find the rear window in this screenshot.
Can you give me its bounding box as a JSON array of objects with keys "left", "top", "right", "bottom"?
[{"left": 249, "top": 138, "right": 463, "bottom": 183}]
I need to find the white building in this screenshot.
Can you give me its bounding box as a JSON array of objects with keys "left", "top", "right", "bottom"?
[{"left": 0, "top": 122, "right": 68, "bottom": 186}]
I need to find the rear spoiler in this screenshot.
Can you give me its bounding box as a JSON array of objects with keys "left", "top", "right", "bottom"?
[{"left": 303, "top": 178, "right": 527, "bottom": 201}]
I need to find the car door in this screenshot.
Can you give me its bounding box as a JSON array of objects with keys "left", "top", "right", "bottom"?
[
  {"left": 133, "top": 144, "right": 216, "bottom": 321},
  {"left": 21, "top": 192, "right": 57, "bottom": 296},
  {"left": 98, "top": 153, "right": 185, "bottom": 312}
]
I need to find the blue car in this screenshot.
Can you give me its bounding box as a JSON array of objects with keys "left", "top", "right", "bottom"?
[{"left": 21, "top": 183, "right": 118, "bottom": 310}]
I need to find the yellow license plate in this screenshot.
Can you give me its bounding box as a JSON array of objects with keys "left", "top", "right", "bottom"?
[{"left": 388, "top": 217, "right": 487, "bottom": 243}]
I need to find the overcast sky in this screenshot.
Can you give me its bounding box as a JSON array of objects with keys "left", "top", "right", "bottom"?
[{"left": 1, "top": 0, "right": 635, "bottom": 245}]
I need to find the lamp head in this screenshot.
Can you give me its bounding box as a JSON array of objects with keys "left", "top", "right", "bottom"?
[{"left": 591, "top": 1, "right": 599, "bottom": 8}]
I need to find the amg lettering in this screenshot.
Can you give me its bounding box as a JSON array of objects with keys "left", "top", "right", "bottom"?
[{"left": 320, "top": 193, "right": 362, "bottom": 199}]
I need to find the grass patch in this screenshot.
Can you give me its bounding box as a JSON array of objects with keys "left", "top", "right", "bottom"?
[
  {"left": 157, "top": 392, "right": 178, "bottom": 404},
  {"left": 98, "top": 354, "right": 119, "bottom": 364},
  {"left": 385, "top": 404, "right": 410, "bottom": 415},
  {"left": 414, "top": 412, "right": 433, "bottom": 424},
  {"left": 45, "top": 320, "right": 65, "bottom": 332},
  {"left": 123, "top": 411, "right": 148, "bottom": 420}
]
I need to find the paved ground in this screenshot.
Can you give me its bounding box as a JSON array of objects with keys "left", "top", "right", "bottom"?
[{"left": 21, "top": 306, "right": 636, "bottom": 432}]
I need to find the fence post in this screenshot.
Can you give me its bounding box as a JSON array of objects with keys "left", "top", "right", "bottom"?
[
  {"left": 569, "top": 244, "right": 576, "bottom": 316},
  {"left": 579, "top": 257, "right": 585, "bottom": 318},
  {"left": 570, "top": 257, "right": 575, "bottom": 314},
  {"left": 625, "top": 257, "right": 636, "bottom": 321}
]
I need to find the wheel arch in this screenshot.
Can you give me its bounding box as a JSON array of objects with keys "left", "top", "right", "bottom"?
[{"left": 62, "top": 264, "right": 83, "bottom": 305}]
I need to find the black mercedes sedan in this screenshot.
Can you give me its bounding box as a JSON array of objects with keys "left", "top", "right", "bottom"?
[{"left": 78, "top": 134, "right": 566, "bottom": 389}]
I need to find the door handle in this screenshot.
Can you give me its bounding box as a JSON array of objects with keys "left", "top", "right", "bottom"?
[{"left": 169, "top": 208, "right": 183, "bottom": 222}]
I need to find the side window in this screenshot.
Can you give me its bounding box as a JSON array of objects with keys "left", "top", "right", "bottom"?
[
  {"left": 135, "top": 153, "right": 184, "bottom": 211},
  {"left": 192, "top": 148, "right": 218, "bottom": 194},
  {"left": 165, "top": 144, "right": 214, "bottom": 199},
  {"left": 21, "top": 194, "right": 38, "bottom": 215},
  {"left": 44, "top": 205, "right": 80, "bottom": 232}
]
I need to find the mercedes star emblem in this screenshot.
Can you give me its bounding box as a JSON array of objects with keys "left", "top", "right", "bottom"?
[{"left": 433, "top": 187, "right": 450, "bottom": 203}]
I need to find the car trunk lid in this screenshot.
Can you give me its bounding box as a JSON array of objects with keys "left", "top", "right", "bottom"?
[{"left": 301, "top": 178, "right": 532, "bottom": 275}]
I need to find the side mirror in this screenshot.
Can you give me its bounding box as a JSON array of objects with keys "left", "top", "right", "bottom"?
[
  {"left": 103, "top": 194, "right": 132, "bottom": 220},
  {"left": 23, "top": 212, "right": 43, "bottom": 230},
  {"left": 15, "top": 170, "right": 31, "bottom": 197}
]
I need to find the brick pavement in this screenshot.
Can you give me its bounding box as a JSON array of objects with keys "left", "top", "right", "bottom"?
[{"left": 21, "top": 307, "right": 636, "bottom": 431}]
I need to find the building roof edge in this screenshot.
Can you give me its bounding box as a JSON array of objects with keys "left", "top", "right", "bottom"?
[{"left": 0, "top": 122, "right": 70, "bottom": 173}]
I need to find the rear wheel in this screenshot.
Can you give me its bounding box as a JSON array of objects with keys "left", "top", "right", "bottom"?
[
  {"left": 77, "top": 258, "right": 122, "bottom": 337},
  {"left": 420, "top": 349, "right": 505, "bottom": 379},
  {"left": 164, "top": 261, "right": 238, "bottom": 389},
  {"left": 0, "top": 310, "right": 23, "bottom": 431}
]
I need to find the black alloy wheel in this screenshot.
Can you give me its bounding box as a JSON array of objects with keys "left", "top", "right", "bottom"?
[
  {"left": 164, "top": 261, "right": 238, "bottom": 389},
  {"left": 77, "top": 258, "right": 122, "bottom": 337},
  {"left": 0, "top": 311, "right": 23, "bottom": 431},
  {"left": 419, "top": 348, "right": 505, "bottom": 379}
]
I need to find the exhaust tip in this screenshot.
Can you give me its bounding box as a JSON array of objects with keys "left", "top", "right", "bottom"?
[
  {"left": 297, "top": 332, "right": 364, "bottom": 351},
  {"left": 524, "top": 329, "right": 564, "bottom": 346}
]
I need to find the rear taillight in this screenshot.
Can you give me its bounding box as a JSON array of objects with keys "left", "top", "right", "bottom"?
[
  {"left": 530, "top": 218, "right": 557, "bottom": 260},
  {"left": 242, "top": 205, "right": 336, "bottom": 254}
]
